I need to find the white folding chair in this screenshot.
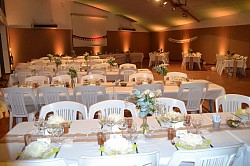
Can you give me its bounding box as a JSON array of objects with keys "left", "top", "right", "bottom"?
[
  {"left": 88, "top": 100, "right": 137, "bottom": 119},
  {"left": 166, "top": 72, "right": 187, "bottom": 82},
  {"left": 155, "top": 97, "right": 187, "bottom": 114},
  {"left": 25, "top": 76, "right": 50, "bottom": 85},
  {"left": 129, "top": 73, "right": 154, "bottom": 82},
  {"left": 119, "top": 63, "right": 137, "bottom": 69},
  {"left": 215, "top": 94, "right": 250, "bottom": 113},
  {"left": 177, "top": 82, "right": 208, "bottom": 113},
  {"left": 39, "top": 101, "right": 87, "bottom": 120},
  {"left": 52, "top": 75, "right": 71, "bottom": 83},
  {"left": 34, "top": 70, "right": 54, "bottom": 82},
  {"left": 8, "top": 158, "right": 68, "bottom": 166},
  {"left": 167, "top": 144, "right": 242, "bottom": 166},
  {"left": 148, "top": 52, "right": 156, "bottom": 67},
  {"left": 133, "top": 84, "right": 164, "bottom": 94},
  {"left": 73, "top": 86, "right": 107, "bottom": 109},
  {"left": 2, "top": 87, "right": 39, "bottom": 130},
  {"left": 36, "top": 87, "right": 71, "bottom": 106},
  {"left": 80, "top": 74, "right": 107, "bottom": 83},
  {"left": 118, "top": 68, "right": 138, "bottom": 82},
  {"left": 78, "top": 151, "right": 159, "bottom": 166},
  {"left": 90, "top": 63, "right": 109, "bottom": 70}
]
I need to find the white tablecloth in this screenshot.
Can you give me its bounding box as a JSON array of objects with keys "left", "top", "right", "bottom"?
[{"left": 0, "top": 113, "right": 249, "bottom": 165}]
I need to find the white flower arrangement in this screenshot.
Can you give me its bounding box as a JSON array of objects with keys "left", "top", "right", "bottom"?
[
  {"left": 107, "top": 114, "right": 123, "bottom": 123},
  {"left": 106, "top": 57, "right": 116, "bottom": 66},
  {"left": 165, "top": 111, "right": 184, "bottom": 122},
  {"left": 133, "top": 89, "right": 162, "bottom": 118},
  {"left": 22, "top": 141, "right": 52, "bottom": 159},
  {"left": 178, "top": 133, "right": 204, "bottom": 147},
  {"left": 103, "top": 137, "right": 134, "bottom": 155},
  {"left": 47, "top": 115, "right": 64, "bottom": 124},
  {"left": 153, "top": 64, "right": 168, "bottom": 77}
]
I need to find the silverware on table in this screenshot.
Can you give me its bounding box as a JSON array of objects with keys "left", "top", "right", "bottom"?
[
  {"left": 171, "top": 140, "right": 179, "bottom": 150},
  {"left": 201, "top": 136, "right": 213, "bottom": 148}
]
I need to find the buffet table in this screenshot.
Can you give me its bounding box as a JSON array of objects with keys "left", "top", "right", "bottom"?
[{"left": 0, "top": 113, "right": 249, "bottom": 166}]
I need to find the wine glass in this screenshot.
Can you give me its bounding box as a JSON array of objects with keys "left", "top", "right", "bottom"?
[
  {"left": 33, "top": 117, "right": 46, "bottom": 135},
  {"left": 127, "top": 122, "right": 137, "bottom": 141},
  {"left": 192, "top": 117, "right": 204, "bottom": 134},
  {"left": 97, "top": 112, "right": 106, "bottom": 129},
  {"left": 117, "top": 118, "right": 126, "bottom": 137},
  {"left": 53, "top": 124, "right": 64, "bottom": 145},
  {"left": 185, "top": 115, "right": 191, "bottom": 132}
]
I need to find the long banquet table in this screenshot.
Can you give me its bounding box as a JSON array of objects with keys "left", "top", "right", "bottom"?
[
  {"left": 0, "top": 113, "right": 249, "bottom": 166},
  {"left": 6, "top": 80, "right": 225, "bottom": 113}
]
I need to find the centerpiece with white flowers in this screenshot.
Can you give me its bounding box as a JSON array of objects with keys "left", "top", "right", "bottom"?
[
  {"left": 21, "top": 141, "right": 59, "bottom": 159},
  {"left": 47, "top": 54, "right": 54, "bottom": 62},
  {"left": 47, "top": 115, "right": 64, "bottom": 125},
  {"left": 67, "top": 67, "right": 77, "bottom": 88},
  {"left": 100, "top": 137, "right": 136, "bottom": 155},
  {"left": 175, "top": 133, "right": 211, "bottom": 150},
  {"left": 106, "top": 57, "right": 116, "bottom": 71},
  {"left": 153, "top": 64, "right": 168, "bottom": 85},
  {"left": 54, "top": 57, "right": 62, "bottom": 69},
  {"left": 132, "top": 89, "right": 161, "bottom": 134}
]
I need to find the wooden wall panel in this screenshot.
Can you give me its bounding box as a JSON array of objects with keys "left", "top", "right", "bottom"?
[
  {"left": 8, "top": 28, "right": 71, "bottom": 67},
  {"left": 151, "top": 25, "right": 250, "bottom": 67}
]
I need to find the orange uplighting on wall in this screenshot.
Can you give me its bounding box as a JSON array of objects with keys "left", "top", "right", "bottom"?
[
  {"left": 92, "top": 46, "right": 102, "bottom": 54},
  {"left": 182, "top": 30, "right": 190, "bottom": 53},
  {"left": 119, "top": 31, "right": 132, "bottom": 52},
  {"left": 158, "top": 32, "right": 165, "bottom": 52}
]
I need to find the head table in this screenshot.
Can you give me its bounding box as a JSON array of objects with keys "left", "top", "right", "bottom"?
[{"left": 0, "top": 112, "right": 249, "bottom": 166}]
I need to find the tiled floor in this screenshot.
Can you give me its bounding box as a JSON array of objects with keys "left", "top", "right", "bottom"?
[{"left": 0, "top": 60, "right": 249, "bottom": 138}]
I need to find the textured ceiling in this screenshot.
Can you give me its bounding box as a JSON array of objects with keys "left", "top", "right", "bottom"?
[{"left": 74, "top": 0, "right": 250, "bottom": 31}]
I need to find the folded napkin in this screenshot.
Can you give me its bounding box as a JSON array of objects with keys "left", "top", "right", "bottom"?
[{"left": 212, "top": 114, "right": 221, "bottom": 123}]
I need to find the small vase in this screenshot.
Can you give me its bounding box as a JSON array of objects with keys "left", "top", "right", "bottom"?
[
  {"left": 71, "top": 79, "right": 75, "bottom": 88},
  {"left": 162, "top": 76, "right": 166, "bottom": 85},
  {"left": 140, "top": 117, "right": 149, "bottom": 135}
]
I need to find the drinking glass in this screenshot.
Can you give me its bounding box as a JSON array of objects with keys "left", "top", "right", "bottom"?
[
  {"left": 127, "top": 122, "right": 137, "bottom": 141},
  {"left": 33, "top": 117, "right": 46, "bottom": 135},
  {"left": 185, "top": 115, "right": 191, "bottom": 132},
  {"left": 53, "top": 124, "right": 64, "bottom": 144},
  {"left": 106, "top": 118, "right": 115, "bottom": 133},
  {"left": 192, "top": 117, "right": 204, "bottom": 134},
  {"left": 97, "top": 112, "right": 106, "bottom": 129},
  {"left": 117, "top": 118, "right": 126, "bottom": 137}
]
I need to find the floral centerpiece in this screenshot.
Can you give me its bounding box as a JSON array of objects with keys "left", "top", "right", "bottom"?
[
  {"left": 83, "top": 52, "right": 89, "bottom": 61},
  {"left": 107, "top": 114, "right": 123, "bottom": 124},
  {"left": 188, "top": 48, "right": 193, "bottom": 54},
  {"left": 54, "top": 58, "right": 62, "bottom": 68},
  {"left": 132, "top": 89, "right": 161, "bottom": 134},
  {"left": 47, "top": 54, "right": 54, "bottom": 62},
  {"left": 67, "top": 67, "right": 77, "bottom": 88},
  {"left": 106, "top": 57, "right": 116, "bottom": 71},
  {"left": 100, "top": 137, "right": 135, "bottom": 155},
  {"left": 175, "top": 133, "right": 210, "bottom": 150},
  {"left": 21, "top": 141, "right": 58, "bottom": 159},
  {"left": 47, "top": 115, "right": 64, "bottom": 125},
  {"left": 153, "top": 64, "right": 168, "bottom": 85}
]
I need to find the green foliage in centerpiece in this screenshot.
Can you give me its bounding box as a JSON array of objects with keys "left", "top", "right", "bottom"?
[
  {"left": 153, "top": 64, "right": 168, "bottom": 77},
  {"left": 55, "top": 58, "right": 62, "bottom": 67},
  {"left": 106, "top": 56, "right": 116, "bottom": 66},
  {"left": 67, "top": 67, "right": 77, "bottom": 79}
]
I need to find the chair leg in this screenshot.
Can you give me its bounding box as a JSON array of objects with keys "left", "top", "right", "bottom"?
[{"left": 9, "top": 114, "right": 13, "bottom": 130}]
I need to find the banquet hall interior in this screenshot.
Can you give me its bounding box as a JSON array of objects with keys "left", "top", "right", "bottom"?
[{"left": 0, "top": 0, "right": 250, "bottom": 165}]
